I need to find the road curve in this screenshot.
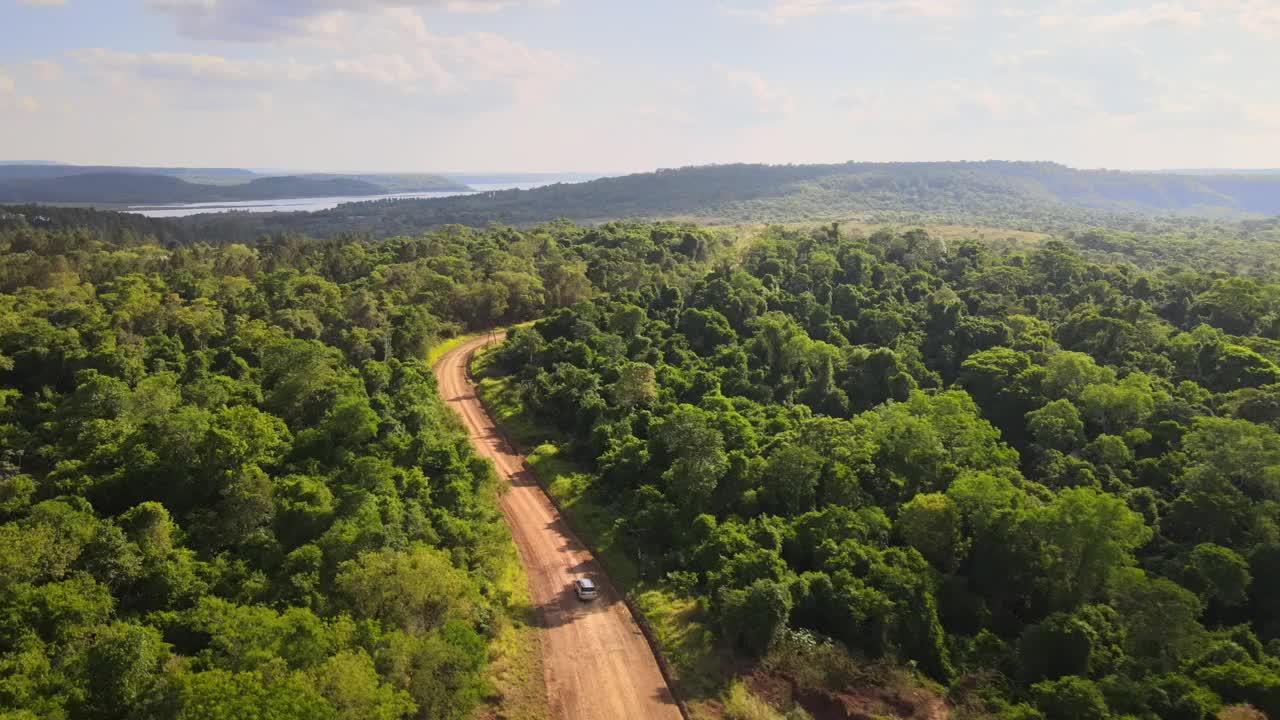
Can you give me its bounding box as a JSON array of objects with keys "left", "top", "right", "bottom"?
[{"left": 434, "top": 335, "right": 683, "bottom": 720}]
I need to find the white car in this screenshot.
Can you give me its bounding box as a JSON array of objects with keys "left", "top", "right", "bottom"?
[{"left": 573, "top": 577, "right": 598, "bottom": 601}]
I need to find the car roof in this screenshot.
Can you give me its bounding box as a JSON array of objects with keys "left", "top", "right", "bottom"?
[{"left": 577, "top": 578, "right": 595, "bottom": 587}]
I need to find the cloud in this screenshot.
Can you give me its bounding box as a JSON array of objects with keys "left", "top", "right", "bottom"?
[
  {"left": 0, "top": 70, "right": 40, "bottom": 114},
  {"left": 68, "top": 10, "right": 573, "bottom": 109},
  {"left": 1237, "top": 4, "right": 1280, "bottom": 36},
  {"left": 1038, "top": 3, "right": 1202, "bottom": 32},
  {"left": 718, "top": 67, "right": 796, "bottom": 116},
  {"left": 144, "top": 0, "right": 558, "bottom": 41},
  {"left": 27, "top": 60, "right": 63, "bottom": 81},
  {"left": 722, "top": 0, "right": 965, "bottom": 25},
  {"left": 72, "top": 49, "right": 316, "bottom": 85},
  {"left": 17, "top": 0, "right": 67, "bottom": 6},
  {"left": 942, "top": 80, "right": 1040, "bottom": 120},
  {"left": 832, "top": 88, "right": 883, "bottom": 119},
  {"left": 1244, "top": 104, "right": 1280, "bottom": 127}
]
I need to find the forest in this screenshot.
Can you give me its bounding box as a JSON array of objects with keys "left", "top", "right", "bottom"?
[
  {"left": 483, "top": 223, "right": 1280, "bottom": 719},
  {"left": 0, "top": 214, "right": 721, "bottom": 719},
  {"left": 161, "top": 162, "right": 1280, "bottom": 241},
  {"left": 5, "top": 201, "right": 1280, "bottom": 719}
]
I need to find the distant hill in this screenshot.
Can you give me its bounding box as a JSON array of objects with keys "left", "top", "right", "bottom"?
[
  {"left": 0, "top": 173, "right": 397, "bottom": 205},
  {"left": 444, "top": 171, "right": 603, "bottom": 186},
  {"left": 167, "top": 161, "right": 1280, "bottom": 239},
  {"left": 0, "top": 164, "right": 258, "bottom": 182},
  {"left": 0, "top": 167, "right": 471, "bottom": 205}
]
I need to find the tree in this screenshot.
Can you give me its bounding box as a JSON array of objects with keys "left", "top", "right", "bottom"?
[
  {"left": 167, "top": 669, "right": 335, "bottom": 720},
  {"left": 761, "top": 445, "right": 823, "bottom": 516},
  {"left": 1183, "top": 543, "right": 1251, "bottom": 609},
  {"left": 609, "top": 362, "right": 657, "bottom": 408},
  {"left": 311, "top": 650, "right": 417, "bottom": 720},
  {"left": 1030, "top": 487, "right": 1152, "bottom": 611},
  {"left": 716, "top": 579, "right": 792, "bottom": 657},
  {"left": 335, "top": 545, "right": 478, "bottom": 636},
  {"left": 1032, "top": 676, "right": 1109, "bottom": 720},
  {"left": 1026, "top": 400, "right": 1086, "bottom": 453},
  {"left": 1109, "top": 568, "right": 1205, "bottom": 670},
  {"left": 83, "top": 622, "right": 169, "bottom": 717},
  {"left": 1018, "top": 613, "right": 1094, "bottom": 682},
  {"left": 897, "top": 493, "right": 963, "bottom": 570},
  {"left": 1042, "top": 352, "right": 1115, "bottom": 401},
  {"left": 653, "top": 405, "right": 729, "bottom": 509}
]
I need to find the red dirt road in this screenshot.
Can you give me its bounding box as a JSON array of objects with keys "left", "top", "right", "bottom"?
[{"left": 435, "top": 335, "right": 683, "bottom": 720}]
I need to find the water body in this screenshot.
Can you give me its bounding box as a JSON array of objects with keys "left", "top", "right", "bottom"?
[{"left": 129, "top": 181, "right": 559, "bottom": 218}]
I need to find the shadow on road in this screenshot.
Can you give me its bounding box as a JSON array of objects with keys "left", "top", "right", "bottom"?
[{"left": 528, "top": 584, "right": 622, "bottom": 630}]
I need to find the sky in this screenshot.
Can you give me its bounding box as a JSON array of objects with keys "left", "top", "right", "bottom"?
[{"left": 1, "top": 0, "right": 1279, "bottom": 173}]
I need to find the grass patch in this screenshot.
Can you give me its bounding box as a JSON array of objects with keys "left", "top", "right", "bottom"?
[
  {"left": 427, "top": 331, "right": 484, "bottom": 367},
  {"left": 722, "top": 681, "right": 786, "bottom": 720},
  {"left": 474, "top": 376, "right": 549, "bottom": 450},
  {"left": 633, "top": 588, "right": 725, "bottom": 698}
]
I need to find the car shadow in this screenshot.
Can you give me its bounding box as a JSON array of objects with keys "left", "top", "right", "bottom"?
[{"left": 529, "top": 583, "right": 622, "bottom": 630}]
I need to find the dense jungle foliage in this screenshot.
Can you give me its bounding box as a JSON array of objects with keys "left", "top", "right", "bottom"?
[
  {"left": 489, "top": 224, "right": 1280, "bottom": 720},
  {"left": 0, "top": 216, "right": 722, "bottom": 719}
]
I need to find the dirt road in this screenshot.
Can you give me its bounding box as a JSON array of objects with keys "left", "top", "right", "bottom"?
[{"left": 435, "top": 335, "right": 684, "bottom": 720}]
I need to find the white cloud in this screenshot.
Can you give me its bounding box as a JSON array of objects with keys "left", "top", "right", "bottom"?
[
  {"left": 144, "top": 0, "right": 558, "bottom": 41},
  {"left": 1238, "top": 4, "right": 1280, "bottom": 36},
  {"left": 27, "top": 59, "right": 63, "bottom": 81},
  {"left": 722, "top": 0, "right": 965, "bottom": 25},
  {"left": 1130, "top": 0, "right": 1280, "bottom": 37},
  {"left": 991, "top": 48, "right": 1053, "bottom": 68},
  {"left": 17, "top": 0, "right": 67, "bottom": 6},
  {"left": 68, "top": 9, "right": 573, "bottom": 109},
  {"left": 1244, "top": 104, "right": 1280, "bottom": 127},
  {"left": 72, "top": 49, "right": 316, "bottom": 85},
  {"left": 948, "top": 80, "right": 1040, "bottom": 119},
  {"left": 1039, "top": 3, "right": 1202, "bottom": 32},
  {"left": 0, "top": 70, "right": 40, "bottom": 114},
  {"left": 833, "top": 88, "right": 883, "bottom": 119},
  {"left": 718, "top": 67, "right": 796, "bottom": 116}
]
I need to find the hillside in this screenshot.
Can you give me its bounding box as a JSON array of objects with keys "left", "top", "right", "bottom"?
[
  {"left": 0, "top": 173, "right": 463, "bottom": 205},
  {"left": 169, "top": 161, "right": 1280, "bottom": 239},
  {"left": 0, "top": 165, "right": 470, "bottom": 205},
  {"left": 0, "top": 164, "right": 257, "bottom": 182}
]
